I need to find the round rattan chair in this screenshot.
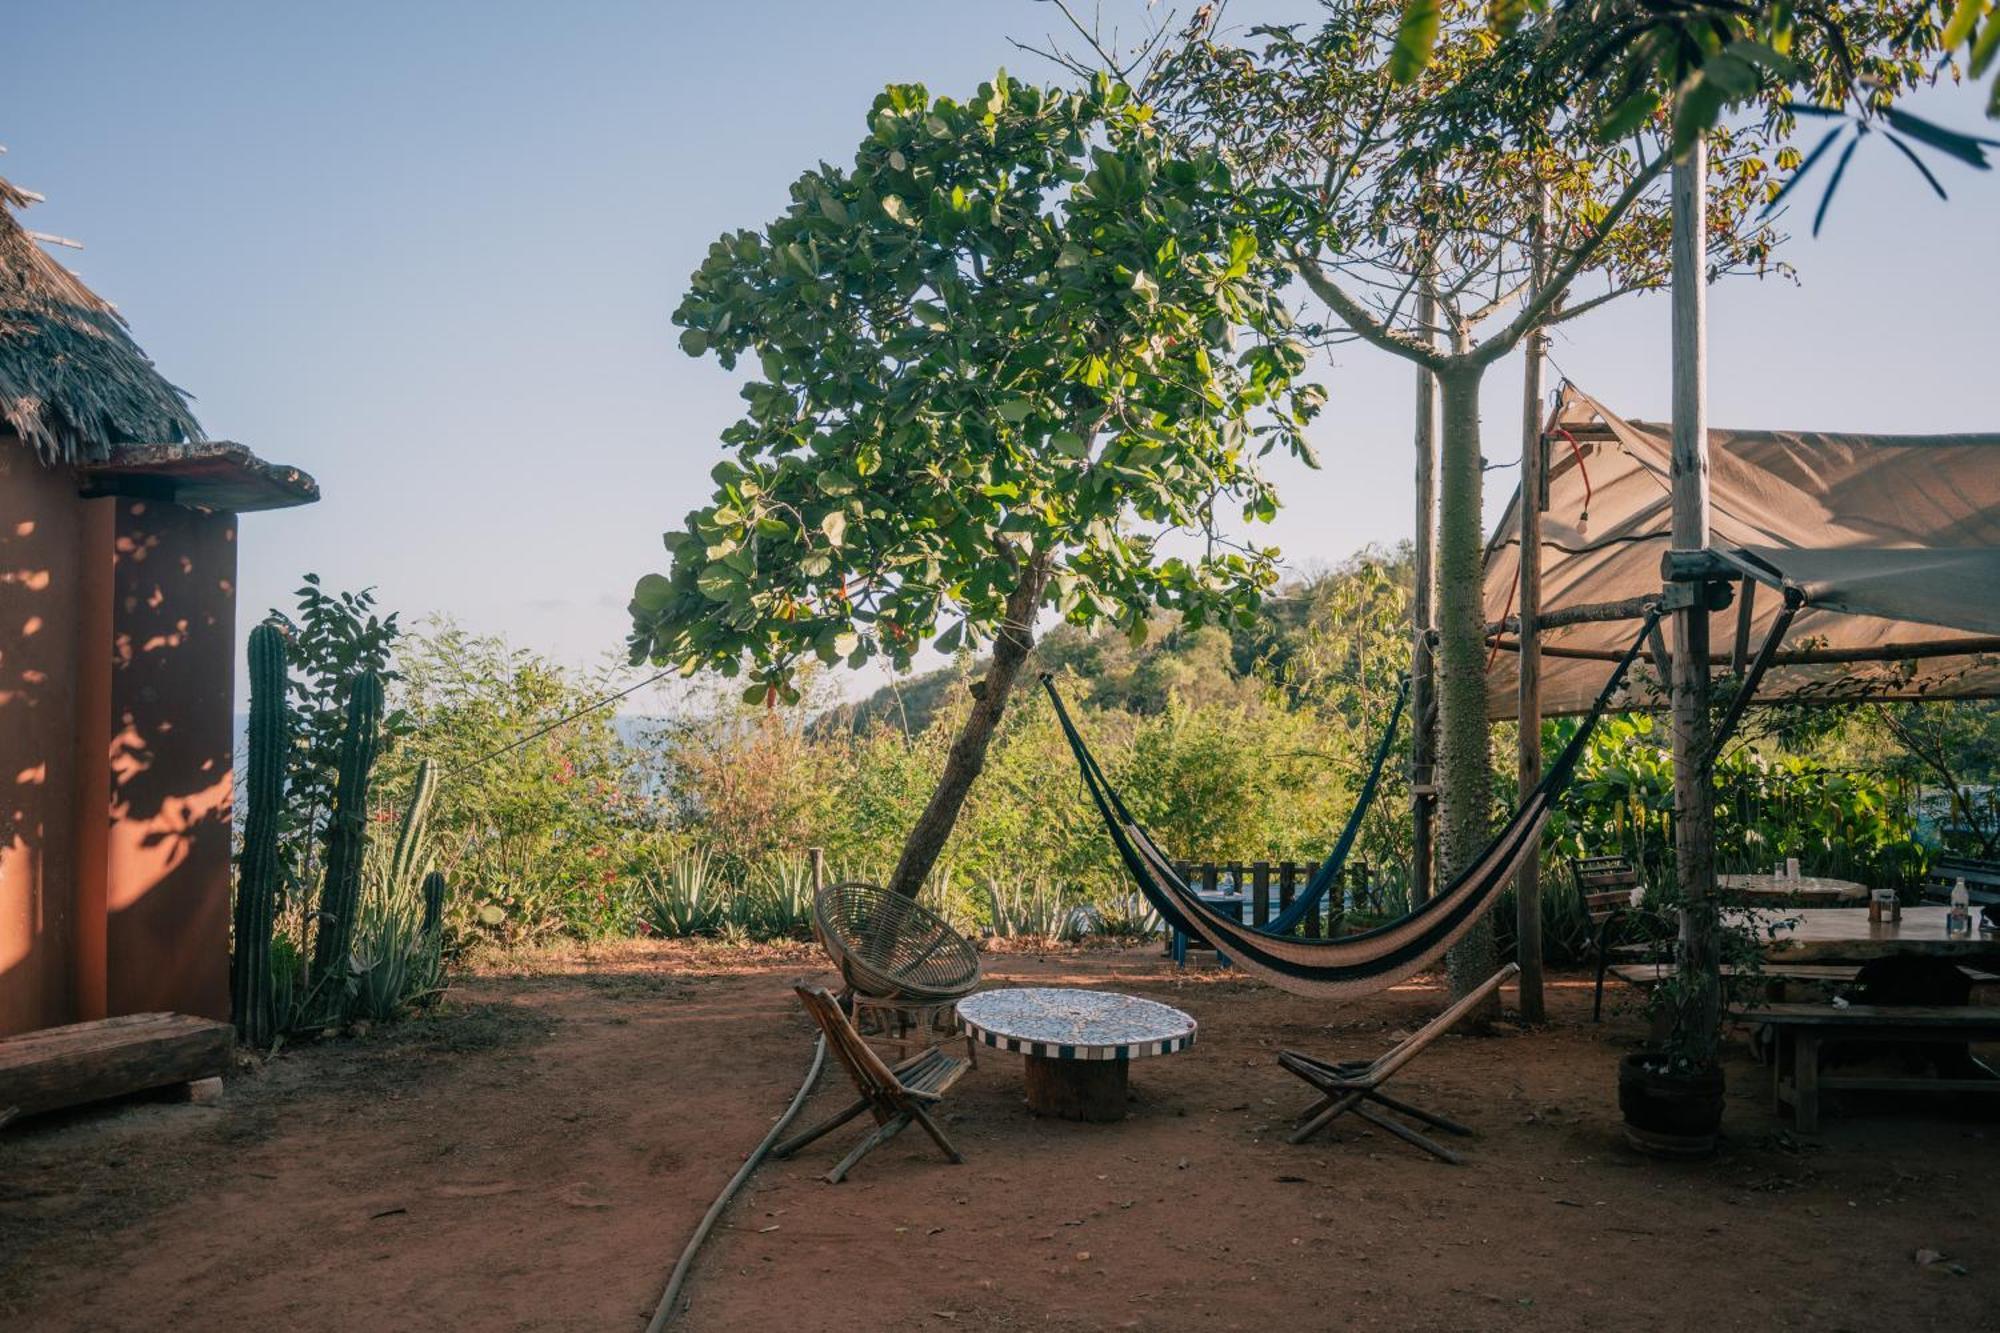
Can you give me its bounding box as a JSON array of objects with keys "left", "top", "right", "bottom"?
[{"left": 812, "top": 881, "right": 981, "bottom": 1003}]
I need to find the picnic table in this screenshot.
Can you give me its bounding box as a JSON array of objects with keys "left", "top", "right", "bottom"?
[
  {"left": 1718, "top": 873, "right": 1869, "bottom": 905},
  {"left": 1730, "top": 905, "right": 2000, "bottom": 965},
  {"left": 1726, "top": 907, "right": 2000, "bottom": 1131},
  {"left": 957, "top": 987, "right": 1195, "bottom": 1123}
]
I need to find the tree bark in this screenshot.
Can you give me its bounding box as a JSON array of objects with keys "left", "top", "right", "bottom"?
[
  {"left": 1668, "top": 141, "right": 1720, "bottom": 1063},
  {"left": 1435, "top": 364, "right": 1499, "bottom": 1013},
  {"left": 887, "top": 554, "right": 1054, "bottom": 898},
  {"left": 1410, "top": 283, "right": 1440, "bottom": 906}
]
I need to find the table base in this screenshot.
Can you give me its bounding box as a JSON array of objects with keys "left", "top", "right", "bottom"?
[{"left": 1023, "top": 1055, "right": 1127, "bottom": 1122}]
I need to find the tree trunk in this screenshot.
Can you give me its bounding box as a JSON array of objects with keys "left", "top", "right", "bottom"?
[
  {"left": 887, "top": 555, "right": 1054, "bottom": 898},
  {"left": 1668, "top": 141, "right": 1720, "bottom": 1064},
  {"left": 1434, "top": 364, "right": 1499, "bottom": 1012}
]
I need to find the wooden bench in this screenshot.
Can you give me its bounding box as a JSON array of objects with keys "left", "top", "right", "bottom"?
[
  {"left": 1924, "top": 854, "right": 2000, "bottom": 906},
  {"left": 0, "top": 1013, "right": 232, "bottom": 1124},
  {"left": 1733, "top": 1002, "right": 2000, "bottom": 1133},
  {"left": 1611, "top": 962, "right": 2000, "bottom": 998}
]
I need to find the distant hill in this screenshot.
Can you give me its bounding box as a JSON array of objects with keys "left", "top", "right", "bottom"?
[{"left": 821, "top": 547, "right": 1414, "bottom": 735}]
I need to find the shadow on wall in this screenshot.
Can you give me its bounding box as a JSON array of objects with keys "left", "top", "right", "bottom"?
[
  {"left": 0, "top": 464, "right": 238, "bottom": 1034},
  {"left": 0, "top": 451, "right": 85, "bottom": 1032},
  {"left": 104, "top": 499, "right": 237, "bottom": 1022}
]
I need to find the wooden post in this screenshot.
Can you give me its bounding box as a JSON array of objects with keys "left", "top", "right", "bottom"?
[
  {"left": 1411, "top": 279, "right": 1441, "bottom": 905},
  {"left": 809, "top": 846, "right": 825, "bottom": 895},
  {"left": 1669, "top": 137, "right": 1720, "bottom": 1060},
  {"left": 1515, "top": 192, "right": 1550, "bottom": 1023},
  {"left": 1252, "top": 861, "right": 1272, "bottom": 929}
]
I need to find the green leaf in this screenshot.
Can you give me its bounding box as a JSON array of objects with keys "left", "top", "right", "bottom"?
[
  {"left": 1943, "top": 0, "right": 1985, "bottom": 51},
  {"left": 678, "top": 328, "right": 708, "bottom": 356},
  {"left": 1388, "top": 0, "right": 1441, "bottom": 86},
  {"left": 995, "top": 399, "right": 1034, "bottom": 423},
  {"left": 631, "top": 574, "right": 673, "bottom": 613},
  {"left": 697, "top": 566, "right": 744, "bottom": 603},
  {"left": 821, "top": 511, "right": 848, "bottom": 547},
  {"left": 1051, "top": 429, "right": 1087, "bottom": 458},
  {"left": 1671, "top": 77, "right": 1729, "bottom": 151},
  {"left": 934, "top": 621, "right": 964, "bottom": 653},
  {"left": 1486, "top": 0, "right": 1527, "bottom": 35}
]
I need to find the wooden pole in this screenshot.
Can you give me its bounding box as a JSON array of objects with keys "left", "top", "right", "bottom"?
[
  {"left": 1411, "top": 279, "right": 1440, "bottom": 905},
  {"left": 1515, "top": 192, "right": 1550, "bottom": 1022},
  {"left": 1668, "top": 137, "right": 1719, "bottom": 1060}
]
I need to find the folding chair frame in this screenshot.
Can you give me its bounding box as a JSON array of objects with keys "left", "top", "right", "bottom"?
[
  {"left": 1279, "top": 962, "right": 1518, "bottom": 1164},
  {"left": 773, "top": 985, "right": 969, "bottom": 1184}
]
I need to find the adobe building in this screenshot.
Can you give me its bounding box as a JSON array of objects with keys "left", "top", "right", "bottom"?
[{"left": 0, "top": 175, "right": 315, "bottom": 1039}]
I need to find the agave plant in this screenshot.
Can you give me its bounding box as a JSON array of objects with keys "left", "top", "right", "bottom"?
[
  {"left": 738, "top": 852, "right": 815, "bottom": 940},
  {"left": 1088, "top": 888, "right": 1163, "bottom": 940},
  {"left": 981, "top": 878, "right": 1082, "bottom": 941},
  {"left": 639, "top": 846, "right": 722, "bottom": 937}
]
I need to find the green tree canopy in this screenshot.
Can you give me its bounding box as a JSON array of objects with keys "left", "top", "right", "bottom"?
[{"left": 630, "top": 72, "right": 1322, "bottom": 895}]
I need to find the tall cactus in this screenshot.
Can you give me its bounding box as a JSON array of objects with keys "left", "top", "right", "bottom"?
[
  {"left": 312, "top": 670, "right": 384, "bottom": 985},
  {"left": 421, "top": 869, "right": 448, "bottom": 941},
  {"left": 232, "top": 622, "right": 289, "bottom": 1046},
  {"left": 387, "top": 757, "right": 437, "bottom": 894}
]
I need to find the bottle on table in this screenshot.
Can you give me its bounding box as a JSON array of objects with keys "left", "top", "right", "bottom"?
[{"left": 1948, "top": 878, "right": 1972, "bottom": 938}]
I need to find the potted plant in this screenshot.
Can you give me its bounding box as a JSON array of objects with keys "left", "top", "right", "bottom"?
[{"left": 1617, "top": 897, "right": 1781, "bottom": 1157}]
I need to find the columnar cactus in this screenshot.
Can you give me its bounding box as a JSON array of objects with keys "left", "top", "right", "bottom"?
[
  {"left": 231, "top": 621, "right": 288, "bottom": 1046},
  {"left": 388, "top": 757, "right": 437, "bottom": 894},
  {"left": 312, "top": 670, "right": 384, "bottom": 984},
  {"left": 421, "top": 869, "right": 448, "bottom": 941}
]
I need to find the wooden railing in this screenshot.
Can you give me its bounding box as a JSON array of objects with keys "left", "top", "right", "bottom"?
[{"left": 1166, "top": 860, "right": 1383, "bottom": 941}]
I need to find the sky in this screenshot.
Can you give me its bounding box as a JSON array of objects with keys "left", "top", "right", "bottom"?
[{"left": 10, "top": 2, "right": 1998, "bottom": 710}]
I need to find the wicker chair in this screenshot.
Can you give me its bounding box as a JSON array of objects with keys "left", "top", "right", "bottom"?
[{"left": 811, "top": 882, "right": 981, "bottom": 1003}]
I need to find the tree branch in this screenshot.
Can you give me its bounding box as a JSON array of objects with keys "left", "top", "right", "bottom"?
[
  {"left": 1292, "top": 250, "right": 1448, "bottom": 371},
  {"left": 1467, "top": 151, "right": 1673, "bottom": 369}
]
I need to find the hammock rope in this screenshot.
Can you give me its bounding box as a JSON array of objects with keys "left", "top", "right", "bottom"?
[
  {"left": 1040, "top": 673, "right": 1406, "bottom": 938},
  {"left": 1044, "top": 611, "right": 1660, "bottom": 1001}
]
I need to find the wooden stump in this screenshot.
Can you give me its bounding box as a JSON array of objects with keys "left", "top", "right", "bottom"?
[{"left": 1023, "top": 1056, "right": 1127, "bottom": 1122}]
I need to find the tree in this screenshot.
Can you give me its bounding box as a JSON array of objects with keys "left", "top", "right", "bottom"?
[
  {"left": 629, "top": 73, "right": 1322, "bottom": 898},
  {"left": 1153, "top": 2, "right": 1788, "bottom": 998},
  {"left": 1389, "top": 1, "right": 1992, "bottom": 217}
]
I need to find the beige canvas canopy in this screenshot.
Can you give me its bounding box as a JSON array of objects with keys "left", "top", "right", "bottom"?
[{"left": 1482, "top": 386, "right": 2000, "bottom": 719}]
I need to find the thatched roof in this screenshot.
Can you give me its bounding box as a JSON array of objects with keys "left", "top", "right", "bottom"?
[{"left": 0, "top": 174, "right": 203, "bottom": 464}]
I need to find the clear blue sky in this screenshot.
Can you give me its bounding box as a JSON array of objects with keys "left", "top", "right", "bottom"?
[{"left": 10, "top": 2, "right": 1996, "bottom": 706}]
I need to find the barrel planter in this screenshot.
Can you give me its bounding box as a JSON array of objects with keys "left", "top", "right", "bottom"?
[{"left": 1618, "top": 1052, "right": 1724, "bottom": 1158}]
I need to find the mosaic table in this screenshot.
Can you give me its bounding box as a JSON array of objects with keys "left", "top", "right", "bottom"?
[{"left": 956, "top": 987, "right": 1196, "bottom": 1122}]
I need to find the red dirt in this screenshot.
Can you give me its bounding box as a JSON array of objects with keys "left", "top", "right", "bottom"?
[{"left": 4, "top": 941, "right": 1997, "bottom": 1331}]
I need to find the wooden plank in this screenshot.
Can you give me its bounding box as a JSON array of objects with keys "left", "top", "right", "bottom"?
[
  {"left": 0, "top": 1014, "right": 231, "bottom": 1118},
  {"left": 1516, "top": 270, "right": 1548, "bottom": 1022},
  {"left": 1252, "top": 862, "right": 1271, "bottom": 930},
  {"left": 1730, "top": 577, "right": 1757, "bottom": 674},
  {"left": 1737, "top": 1003, "right": 2000, "bottom": 1027}
]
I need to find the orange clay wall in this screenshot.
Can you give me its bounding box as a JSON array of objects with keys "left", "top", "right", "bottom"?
[{"left": 0, "top": 438, "right": 237, "bottom": 1037}]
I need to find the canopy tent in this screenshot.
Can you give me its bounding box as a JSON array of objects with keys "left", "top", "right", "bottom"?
[{"left": 1483, "top": 386, "right": 2000, "bottom": 719}]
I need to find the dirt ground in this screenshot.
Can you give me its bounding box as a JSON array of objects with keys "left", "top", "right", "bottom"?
[{"left": 4, "top": 941, "right": 1997, "bottom": 1332}]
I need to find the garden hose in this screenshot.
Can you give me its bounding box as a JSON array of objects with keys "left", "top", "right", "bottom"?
[{"left": 645, "top": 1033, "right": 827, "bottom": 1332}]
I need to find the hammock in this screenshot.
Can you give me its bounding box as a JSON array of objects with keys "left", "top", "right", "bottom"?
[{"left": 1043, "top": 612, "right": 1659, "bottom": 1001}]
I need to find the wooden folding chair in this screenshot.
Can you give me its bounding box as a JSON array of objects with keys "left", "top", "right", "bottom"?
[
  {"left": 1279, "top": 962, "right": 1519, "bottom": 1164},
  {"left": 772, "top": 985, "right": 970, "bottom": 1184}
]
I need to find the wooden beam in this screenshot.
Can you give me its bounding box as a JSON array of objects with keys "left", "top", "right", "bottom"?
[
  {"left": 1668, "top": 137, "right": 1720, "bottom": 1061},
  {"left": 1487, "top": 634, "right": 2000, "bottom": 666},
  {"left": 1515, "top": 191, "right": 1550, "bottom": 1025},
  {"left": 1708, "top": 601, "right": 1801, "bottom": 761},
  {"left": 1730, "top": 578, "right": 1758, "bottom": 674},
  {"left": 1487, "top": 593, "right": 1656, "bottom": 637},
  {"left": 0, "top": 1013, "right": 232, "bottom": 1119}
]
